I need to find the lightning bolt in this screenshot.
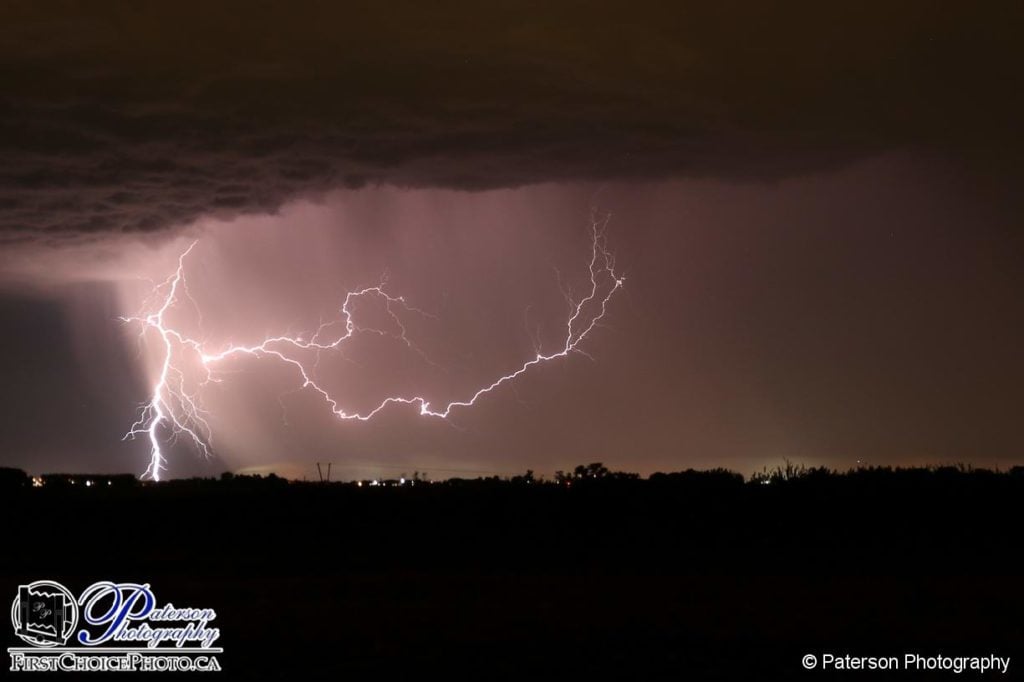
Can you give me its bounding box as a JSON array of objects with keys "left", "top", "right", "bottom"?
[
  {"left": 122, "top": 214, "right": 625, "bottom": 480},
  {"left": 121, "top": 241, "right": 212, "bottom": 480}
]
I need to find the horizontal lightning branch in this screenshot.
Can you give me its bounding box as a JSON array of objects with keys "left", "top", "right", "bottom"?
[{"left": 122, "top": 216, "right": 624, "bottom": 480}]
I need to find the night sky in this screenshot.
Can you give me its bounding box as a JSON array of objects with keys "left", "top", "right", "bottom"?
[{"left": 0, "top": 2, "right": 1021, "bottom": 479}]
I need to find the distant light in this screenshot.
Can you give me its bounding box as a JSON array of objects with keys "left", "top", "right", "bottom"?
[
  {"left": 31, "top": 476, "right": 43, "bottom": 488},
  {"left": 357, "top": 481, "right": 363, "bottom": 487},
  {"left": 85, "top": 480, "right": 93, "bottom": 487},
  {"left": 400, "top": 477, "right": 406, "bottom": 485},
  {"left": 107, "top": 480, "right": 112, "bottom": 486}
]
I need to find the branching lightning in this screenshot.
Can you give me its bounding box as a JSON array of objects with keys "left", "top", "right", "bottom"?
[{"left": 122, "top": 215, "right": 625, "bottom": 480}]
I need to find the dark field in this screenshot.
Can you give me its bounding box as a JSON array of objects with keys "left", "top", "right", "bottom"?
[{"left": 3, "top": 467, "right": 1022, "bottom": 679}]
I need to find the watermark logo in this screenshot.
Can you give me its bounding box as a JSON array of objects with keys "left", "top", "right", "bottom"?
[
  {"left": 11, "top": 581, "right": 78, "bottom": 647},
  {"left": 9, "top": 580, "right": 222, "bottom": 673}
]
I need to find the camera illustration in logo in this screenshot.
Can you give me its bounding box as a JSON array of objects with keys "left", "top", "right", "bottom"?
[{"left": 10, "top": 580, "right": 79, "bottom": 647}]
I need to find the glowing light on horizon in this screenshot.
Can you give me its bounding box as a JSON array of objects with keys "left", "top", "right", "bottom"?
[{"left": 122, "top": 214, "right": 625, "bottom": 480}]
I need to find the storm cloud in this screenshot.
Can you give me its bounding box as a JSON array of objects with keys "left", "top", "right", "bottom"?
[{"left": 1, "top": 1, "right": 1020, "bottom": 242}]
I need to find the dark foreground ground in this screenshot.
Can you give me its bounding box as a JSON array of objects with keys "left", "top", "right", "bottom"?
[{"left": 2, "top": 466, "right": 1022, "bottom": 680}]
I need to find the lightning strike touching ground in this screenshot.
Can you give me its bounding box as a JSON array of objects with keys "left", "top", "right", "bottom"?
[{"left": 122, "top": 216, "right": 625, "bottom": 480}]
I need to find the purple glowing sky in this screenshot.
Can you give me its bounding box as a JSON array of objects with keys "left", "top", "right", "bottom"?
[{"left": 2, "top": 156, "right": 1021, "bottom": 479}]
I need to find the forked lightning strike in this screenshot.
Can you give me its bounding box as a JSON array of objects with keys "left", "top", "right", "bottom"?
[{"left": 122, "top": 216, "right": 625, "bottom": 480}]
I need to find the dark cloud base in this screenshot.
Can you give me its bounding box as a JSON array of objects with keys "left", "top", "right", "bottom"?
[{"left": 0, "top": 1, "right": 1021, "bottom": 242}]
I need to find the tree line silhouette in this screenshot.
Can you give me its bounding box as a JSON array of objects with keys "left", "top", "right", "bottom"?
[{"left": 5, "top": 459, "right": 1020, "bottom": 492}]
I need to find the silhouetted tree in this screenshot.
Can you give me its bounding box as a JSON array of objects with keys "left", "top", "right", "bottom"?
[
  {"left": 573, "top": 462, "right": 611, "bottom": 479},
  {"left": 0, "top": 467, "right": 29, "bottom": 490},
  {"left": 511, "top": 469, "right": 535, "bottom": 485}
]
